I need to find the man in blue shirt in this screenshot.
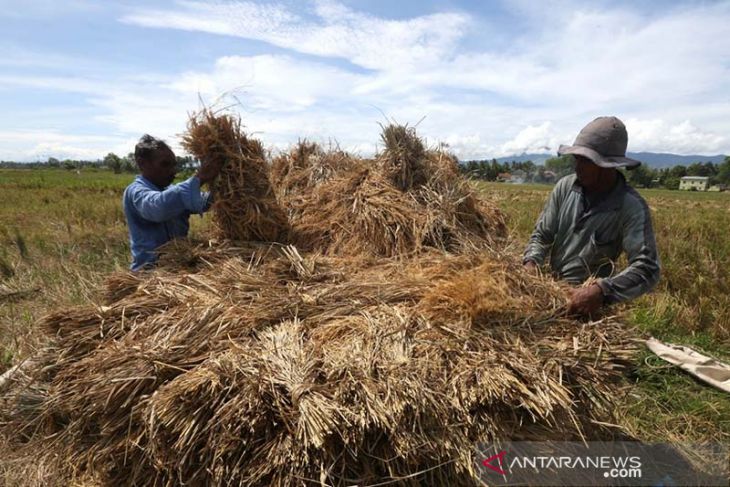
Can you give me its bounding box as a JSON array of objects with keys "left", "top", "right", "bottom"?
[{"left": 123, "top": 134, "right": 222, "bottom": 270}]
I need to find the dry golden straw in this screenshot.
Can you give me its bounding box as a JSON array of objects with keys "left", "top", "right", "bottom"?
[
  {"left": 270, "top": 140, "right": 356, "bottom": 199},
  {"left": 1, "top": 242, "right": 634, "bottom": 486},
  {"left": 0, "top": 120, "right": 635, "bottom": 487},
  {"left": 278, "top": 126, "right": 507, "bottom": 257},
  {"left": 181, "top": 109, "right": 289, "bottom": 243}
]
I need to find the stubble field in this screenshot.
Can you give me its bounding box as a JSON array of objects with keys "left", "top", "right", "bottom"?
[{"left": 1, "top": 168, "right": 728, "bottom": 447}]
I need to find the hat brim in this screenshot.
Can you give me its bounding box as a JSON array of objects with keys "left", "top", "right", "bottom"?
[{"left": 558, "top": 144, "right": 641, "bottom": 169}]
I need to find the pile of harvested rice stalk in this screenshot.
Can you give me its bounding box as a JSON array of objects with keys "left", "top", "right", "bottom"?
[
  {"left": 0, "top": 117, "right": 635, "bottom": 486},
  {"left": 420, "top": 146, "right": 462, "bottom": 187},
  {"left": 0, "top": 240, "right": 635, "bottom": 486},
  {"left": 414, "top": 180, "right": 507, "bottom": 252},
  {"left": 287, "top": 166, "right": 424, "bottom": 257},
  {"left": 279, "top": 125, "right": 506, "bottom": 257},
  {"left": 270, "top": 140, "right": 357, "bottom": 199},
  {"left": 377, "top": 124, "right": 460, "bottom": 190},
  {"left": 181, "top": 109, "right": 289, "bottom": 243}
]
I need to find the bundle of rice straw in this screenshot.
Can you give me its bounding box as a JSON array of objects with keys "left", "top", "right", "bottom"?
[
  {"left": 379, "top": 124, "right": 427, "bottom": 191},
  {"left": 0, "top": 241, "right": 634, "bottom": 486},
  {"left": 287, "top": 166, "right": 424, "bottom": 257},
  {"left": 280, "top": 126, "right": 506, "bottom": 257},
  {"left": 270, "top": 140, "right": 356, "bottom": 199},
  {"left": 181, "top": 109, "right": 289, "bottom": 242}
]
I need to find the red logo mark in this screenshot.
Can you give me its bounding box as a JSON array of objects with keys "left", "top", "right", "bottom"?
[{"left": 482, "top": 450, "right": 507, "bottom": 475}]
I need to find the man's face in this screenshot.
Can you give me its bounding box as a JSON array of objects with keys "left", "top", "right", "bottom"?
[
  {"left": 574, "top": 155, "right": 601, "bottom": 190},
  {"left": 140, "top": 148, "right": 177, "bottom": 188}
]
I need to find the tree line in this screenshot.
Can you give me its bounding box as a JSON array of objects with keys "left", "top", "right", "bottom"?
[
  {"left": 97, "top": 153, "right": 197, "bottom": 174},
  {"left": 3, "top": 153, "right": 730, "bottom": 190},
  {"left": 624, "top": 159, "right": 730, "bottom": 189},
  {"left": 460, "top": 156, "right": 588, "bottom": 183},
  {"left": 460, "top": 155, "right": 730, "bottom": 189},
  {"left": 0, "top": 154, "right": 197, "bottom": 174}
]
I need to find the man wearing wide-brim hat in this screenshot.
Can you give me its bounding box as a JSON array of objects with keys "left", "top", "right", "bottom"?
[{"left": 524, "top": 116, "right": 661, "bottom": 317}]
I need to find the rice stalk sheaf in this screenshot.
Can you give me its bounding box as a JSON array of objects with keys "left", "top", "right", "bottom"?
[
  {"left": 0, "top": 112, "right": 635, "bottom": 487},
  {"left": 181, "top": 110, "right": 289, "bottom": 243}
]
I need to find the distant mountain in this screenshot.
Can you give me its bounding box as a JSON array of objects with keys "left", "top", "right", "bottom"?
[
  {"left": 624, "top": 152, "right": 726, "bottom": 168},
  {"left": 482, "top": 152, "right": 727, "bottom": 168}
]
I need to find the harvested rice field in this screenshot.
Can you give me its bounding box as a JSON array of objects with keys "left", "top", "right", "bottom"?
[{"left": 0, "top": 116, "right": 728, "bottom": 486}]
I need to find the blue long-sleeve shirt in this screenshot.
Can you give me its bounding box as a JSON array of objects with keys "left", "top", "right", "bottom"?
[{"left": 123, "top": 175, "right": 211, "bottom": 270}]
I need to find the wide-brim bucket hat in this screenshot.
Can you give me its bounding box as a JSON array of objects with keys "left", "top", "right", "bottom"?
[{"left": 558, "top": 116, "right": 641, "bottom": 169}]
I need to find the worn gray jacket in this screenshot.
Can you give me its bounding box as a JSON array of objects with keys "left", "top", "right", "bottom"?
[{"left": 524, "top": 173, "right": 660, "bottom": 304}]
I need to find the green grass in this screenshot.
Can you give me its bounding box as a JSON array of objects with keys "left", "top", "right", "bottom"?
[
  {"left": 0, "top": 168, "right": 206, "bottom": 367},
  {"left": 1, "top": 169, "right": 728, "bottom": 446},
  {"left": 0, "top": 167, "right": 133, "bottom": 190}
]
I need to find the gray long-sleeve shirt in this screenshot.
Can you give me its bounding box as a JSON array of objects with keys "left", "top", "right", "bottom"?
[{"left": 523, "top": 173, "right": 660, "bottom": 304}]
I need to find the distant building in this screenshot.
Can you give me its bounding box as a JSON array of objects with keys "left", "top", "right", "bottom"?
[
  {"left": 509, "top": 169, "right": 526, "bottom": 184},
  {"left": 708, "top": 184, "right": 726, "bottom": 192},
  {"left": 496, "top": 172, "right": 511, "bottom": 182},
  {"left": 679, "top": 176, "right": 709, "bottom": 191}
]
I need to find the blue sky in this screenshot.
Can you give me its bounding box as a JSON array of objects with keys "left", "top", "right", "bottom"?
[{"left": 1, "top": 0, "right": 729, "bottom": 161}]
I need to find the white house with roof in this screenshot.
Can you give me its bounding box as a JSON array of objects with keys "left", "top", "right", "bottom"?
[{"left": 679, "top": 176, "right": 710, "bottom": 191}]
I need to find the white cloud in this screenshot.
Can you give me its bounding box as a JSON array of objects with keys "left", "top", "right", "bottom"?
[
  {"left": 167, "top": 55, "right": 365, "bottom": 111},
  {"left": 0, "top": 130, "right": 135, "bottom": 161},
  {"left": 625, "top": 119, "right": 727, "bottom": 155},
  {"left": 121, "top": 0, "right": 470, "bottom": 71},
  {"left": 121, "top": 1, "right": 297, "bottom": 38},
  {"left": 116, "top": 1, "right": 730, "bottom": 155},
  {"left": 498, "top": 122, "right": 557, "bottom": 156},
  {"left": 3, "top": 0, "right": 730, "bottom": 160}
]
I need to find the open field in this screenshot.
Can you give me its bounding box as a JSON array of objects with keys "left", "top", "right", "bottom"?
[{"left": 1, "top": 168, "right": 728, "bottom": 451}]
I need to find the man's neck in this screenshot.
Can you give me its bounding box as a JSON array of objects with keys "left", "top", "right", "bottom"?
[{"left": 140, "top": 174, "right": 165, "bottom": 190}]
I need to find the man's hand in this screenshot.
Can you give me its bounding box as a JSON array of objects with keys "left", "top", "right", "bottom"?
[
  {"left": 567, "top": 283, "right": 604, "bottom": 318},
  {"left": 523, "top": 260, "right": 539, "bottom": 275},
  {"left": 196, "top": 156, "right": 224, "bottom": 185}
]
